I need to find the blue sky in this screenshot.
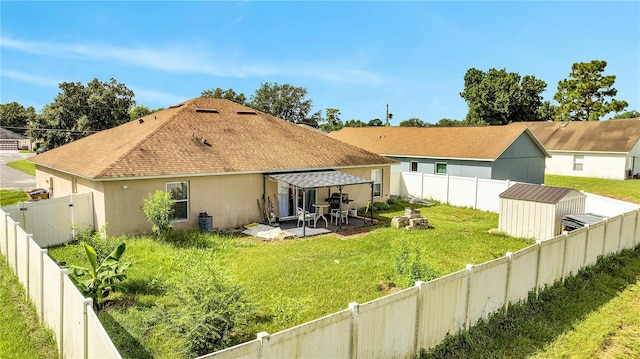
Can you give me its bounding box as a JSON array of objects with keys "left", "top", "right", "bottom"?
[{"left": 1, "top": 1, "right": 638, "bottom": 125}]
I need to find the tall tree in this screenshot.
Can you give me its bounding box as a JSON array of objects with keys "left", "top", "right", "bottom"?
[
  {"left": 320, "top": 108, "right": 343, "bottom": 131},
  {"left": 460, "top": 68, "right": 547, "bottom": 125},
  {"left": 35, "top": 78, "right": 134, "bottom": 149},
  {"left": 250, "top": 82, "right": 318, "bottom": 124},
  {"left": 399, "top": 118, "right": 426, "bottom": 127},
  {"left": 0, "top": 102, "right": 37, "bottom": 136},
  {"left": 554, "top": 60, "right": 628, "bottom": 121},
  {"left": 200, "top": 87, "right": 247, "bottom": 105},
  {"left": 433, "top": 118, "right": 464, "bottom": 127}
]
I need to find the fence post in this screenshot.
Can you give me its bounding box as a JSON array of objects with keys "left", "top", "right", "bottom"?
[
  {"left": 3, "top": 213, "right": 9, "bottom": 259},
  {"left": 256, "top": 331, "right": 270, "bottom": 357},
  {"left": 26, "top": 234, "right": 32, "bottom": 299},
  {"left": 602, "top": 219, "right": 608, "bottom": 256},
  {"left": 445, "top": 175, "right": 450, "bottom": 205},
  {"left": 561, "top": 232, "right": 568, "bottom": 282},
  {"left": 58, "top": 268, "right": 68, "bottom": 359},
  {"left": 473, "top": 177, "right": 479, "bottom": 209},
  {"left": 13, "top": 221, "right": 20, "bottom": 272},
  {"left": 414, "top": 281, "right": 424, "bottom": 357},
  {"left": 464, "top": 264, "right": 473, "bottom": 329},
  {"left": 349, "top": 302, "right": 359, "bottom": 359},
  {"left": 582, "top": 224, "right": 590, "bottom": 268},
  {"left": 635, "top": 209, "right": 640, "bottom": 247},
  {"left": 40, "top": 248, "right": 47, "bottom": 319},
  {"left": 504, "top": 252, "right": 512, "bottom": 312},
  {"left": 534, "top": 240, "right": 542, "bottom": 298},
  {"left": 420, "top": 173, "right": 425, "bottom": 200},
  {"left": 83, "top": 298, "right": 92, "bottom": 359},
  {"left": 69, "top": 194, "right": 77, "bottom": 240}
]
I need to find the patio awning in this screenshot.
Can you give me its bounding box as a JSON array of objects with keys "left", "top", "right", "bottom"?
[{"left": 267, "top": 170, "right": 373, "bottom": 189}]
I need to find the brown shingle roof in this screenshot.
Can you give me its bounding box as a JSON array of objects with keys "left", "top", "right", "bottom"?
[
  {"left": 499, "top": 183, "right": 583, "bottom": 204},
  {"left": 524, "top": 118, "right": 640, "bottom": 153},
  {"left": 327, "top": 124, "right": 546, "bottom": 160},
  {"left": 30, "top": 98, "right": 396, "bottom": 179}
]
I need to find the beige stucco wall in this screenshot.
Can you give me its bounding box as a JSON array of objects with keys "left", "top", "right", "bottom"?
[{"left": 35, "top": 165, "right": 392, "bottom": 236}]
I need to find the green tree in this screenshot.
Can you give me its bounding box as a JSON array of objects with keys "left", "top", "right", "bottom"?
[
  {"left": 142, "top": 190, "right": 175, "bottom": 237},
  {"left": 536, "top": 101, "right": 558, "bottom": 122},
  {"left": 129, "top": 105, "right": 153, "bottom": 120},
  {"left": 250, "top": 82, "right": 320, "bottom": 124},
  {"left": 0, "top": 102, "right": 37, "bottom": 136},
  {"left": 399, "top": 118, "right": 426, "bottom": 127},
  {"left": 460, "top": 68, "right": 547, "bottom": 125},
  {"left": 554, "top": 60, "right": 628, "bottom": 121},
  {"left": 615, "top": 110, "right": 640, "bottom": 119},
  {"left": 35, "top": 78, "right": 135, "bottom": 149},
  {"left": 320, "top": 108, "right": 343, "bottom": 131},
  {"left": 200, "top": 87, "right": 247, "bottom": 105},
  {"left": 344, "top": 119, "right": 367, "bottom": 127},
  {"left": 367, "top": 118, "right": 383, "bottom": 126},
  {"left": 432, "top": 118, "right": 464, "bottom": 127}
]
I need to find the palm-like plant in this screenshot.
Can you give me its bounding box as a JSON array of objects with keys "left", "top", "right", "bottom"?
[{"left": 68, "top": 242, "right": 130, "bottom": 310}]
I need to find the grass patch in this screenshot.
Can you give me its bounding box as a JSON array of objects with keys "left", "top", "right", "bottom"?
[
  {"left": 420, "top": 247, "right": 640, "bottom": 359},
  {"left": 546, "top": 174, "right": 640, "bottom": 204},
  {"left": 0, "top": 256, "right": 59, "bottom": 359},
  {"left": 0, "top": 189, "right": 28, "bottom": 206},
  {"left": 6, "top": 160, "right": 35, "bottom": 176},
  {"left": 48, "top": 203, "right": 532, "bottom": 358}
]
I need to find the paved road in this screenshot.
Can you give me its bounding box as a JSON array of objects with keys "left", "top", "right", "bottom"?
[{"left": 0, "top": 150, "right": 37, "bottom": 190}]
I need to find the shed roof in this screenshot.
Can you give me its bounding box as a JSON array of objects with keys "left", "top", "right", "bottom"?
[
  {"left": 327, "top": 124, "right": 548, "bottom": 160},
  {"left": 524, "top": 118, "right": 640, "bottom": 153},
  {"left": 30, "top": 98, "right": 396, "bottom": 180},
  {"left": 499, "top": 183, "right": 585, "bottom": 204}
]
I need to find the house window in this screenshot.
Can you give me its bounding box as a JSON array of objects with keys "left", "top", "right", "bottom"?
[
  {"left": 371, "top": 169, "right": 382, "bottom": 197},
  {"left": 167, "top": 182, "right": 189, "bottom": 220},
  {"left": 573, "top": 156, "right": 584, "bottom": 171},
  {"left": 410, "top": 161, "right": 418, "bottom": 172},
  {"left": 435, "top": 162, "right": 447, "bottom": 175}
]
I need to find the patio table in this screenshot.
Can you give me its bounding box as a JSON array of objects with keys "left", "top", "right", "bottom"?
[{"left": 312, "top": 203, "right": 329, "bottom": 228}]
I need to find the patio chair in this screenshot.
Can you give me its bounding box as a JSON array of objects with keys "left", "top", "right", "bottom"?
[
  {"left": 330, "top": 203, "right": 349, "bottom": 225},
  {"left": 297, "top": 207, "right": 315, "bottom": 227}
]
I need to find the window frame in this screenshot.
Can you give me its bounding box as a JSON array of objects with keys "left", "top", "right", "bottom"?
[
  {"left": 573, "top": 155, "right": 584, "bottom": 171},
  {"left": 166, "top": 181, "right": 189, "bottom": 221},
  {"left": 410, "top": 161, "right": 418, "bottom": 172},
  {"left": 435, "top": 162, "right": 447, "bottom": 175},
  {"left": 371, "top": 169, "right": 383, "bottom": 198}
]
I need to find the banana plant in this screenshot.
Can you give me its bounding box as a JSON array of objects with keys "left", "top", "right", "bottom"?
[{"left": 68, "top": 242, "right": 131, "bottom": 310}]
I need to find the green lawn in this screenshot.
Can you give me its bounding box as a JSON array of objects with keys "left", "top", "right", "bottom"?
[
  {"left": 546, "top": 174, "right": 640, "bottom": 204},
  {"left": 6, "top": 160, "right": 36, "bottom": 176},
  {"left": 0, "top": 256, "right": 59, "bottom": 359},
  {"left": 0, "top": 190, "right": 28, "bottom": 206},
  {"left": 47, "top": 203, "right": 533, "bottom": 358}
]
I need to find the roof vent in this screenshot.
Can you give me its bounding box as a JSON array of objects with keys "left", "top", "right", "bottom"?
[
  {"left": 169, "top": 103, "right": 184, "bottom": 108},
  {"left": 237, "top": 110, "right": 257, "bottom": 115},
  {"left": 195, "top": 108, "right": 219, "bottom": 113}
]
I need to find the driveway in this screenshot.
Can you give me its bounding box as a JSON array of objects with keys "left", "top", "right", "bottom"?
[{"left": 0, "top": 150, "right": 37, "bottom": 190}]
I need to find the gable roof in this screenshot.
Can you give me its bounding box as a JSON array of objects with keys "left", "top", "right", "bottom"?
[
  {"left": 327, "top": 124, "right": 548, "bottom": 161},
  {"left": 499, "top": 183, "right": 584, "bottom": 204},
  {"left": 0, "top": 127, "right": 27, "bottom": 140},
  {"left": 30, "top": 98, "right": 396, "bottom": 180},
  {"left": 524, "top": 118, "right": 640, "bottom": 153}
]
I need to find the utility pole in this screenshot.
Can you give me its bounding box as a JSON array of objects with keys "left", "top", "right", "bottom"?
[{"left": 385, "top": 104, "right": 393, "bottom": 126}]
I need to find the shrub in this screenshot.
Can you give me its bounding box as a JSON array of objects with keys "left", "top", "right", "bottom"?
[
  {"left": 394, "top": 239, "right": 440, "bottom": 287},
  {"left": 142, "top": 190, "right": 174, "bottom": 237},
  {"left": 373, "top": 201, "right": 391, "bottom": 211}
]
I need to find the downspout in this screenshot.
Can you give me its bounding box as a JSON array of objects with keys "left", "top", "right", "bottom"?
[{"left": 338, "top": 185, "right": 344, "bottom": 231}]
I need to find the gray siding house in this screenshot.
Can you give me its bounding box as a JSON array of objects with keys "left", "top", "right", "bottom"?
[{"left": 328, "top": 124, "right": 549, "bottom": 184}]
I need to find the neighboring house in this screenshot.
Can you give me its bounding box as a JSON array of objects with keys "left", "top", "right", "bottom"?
[
  {"left": 498, "top": 183, "right": 586, "bottom": 241},
  {"left": 328, "top": 125, "right": 549, "bottom": 184},
  {"left": 0, "top": 127, "right": 30, "bottom": 150},
  {"left": 524, "top": 118, "right": 640, "bottom": 180},
  {"left": 30, "top": 98, "right": 396, "bottom": 236}
]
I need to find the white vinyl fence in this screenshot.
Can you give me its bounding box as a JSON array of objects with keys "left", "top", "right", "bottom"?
[
  {"left": 0, "top": 197, "right": 121, "bottom": 359},
  {"left": 200, "top": 209, "right": 640, "bottom": 359},
  {"left": 392, "top": 171, "right": 519, "bottom": 212},
  {"left": 3, "top": 193, "right": 94, "bottom": 247}
]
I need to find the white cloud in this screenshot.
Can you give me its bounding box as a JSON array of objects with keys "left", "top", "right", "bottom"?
[
  {"left": 1, "top": 69, "right": 60, "bottom": 87},
  {"left": 1, "top": 35, "right": 381, "bottom": 85}
]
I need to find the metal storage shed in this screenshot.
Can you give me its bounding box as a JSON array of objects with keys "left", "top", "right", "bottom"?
[{"left": 498, "top": 183, "right": 586, "bottom": 240}]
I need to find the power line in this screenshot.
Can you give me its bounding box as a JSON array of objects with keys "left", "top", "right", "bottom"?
[{"left": 2, "top": 126, "right": 100, "bottom": 134}]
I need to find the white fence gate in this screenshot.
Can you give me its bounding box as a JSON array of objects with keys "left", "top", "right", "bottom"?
[{"left": 3, "top": 193, "right": 94, "bottom": 247}]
